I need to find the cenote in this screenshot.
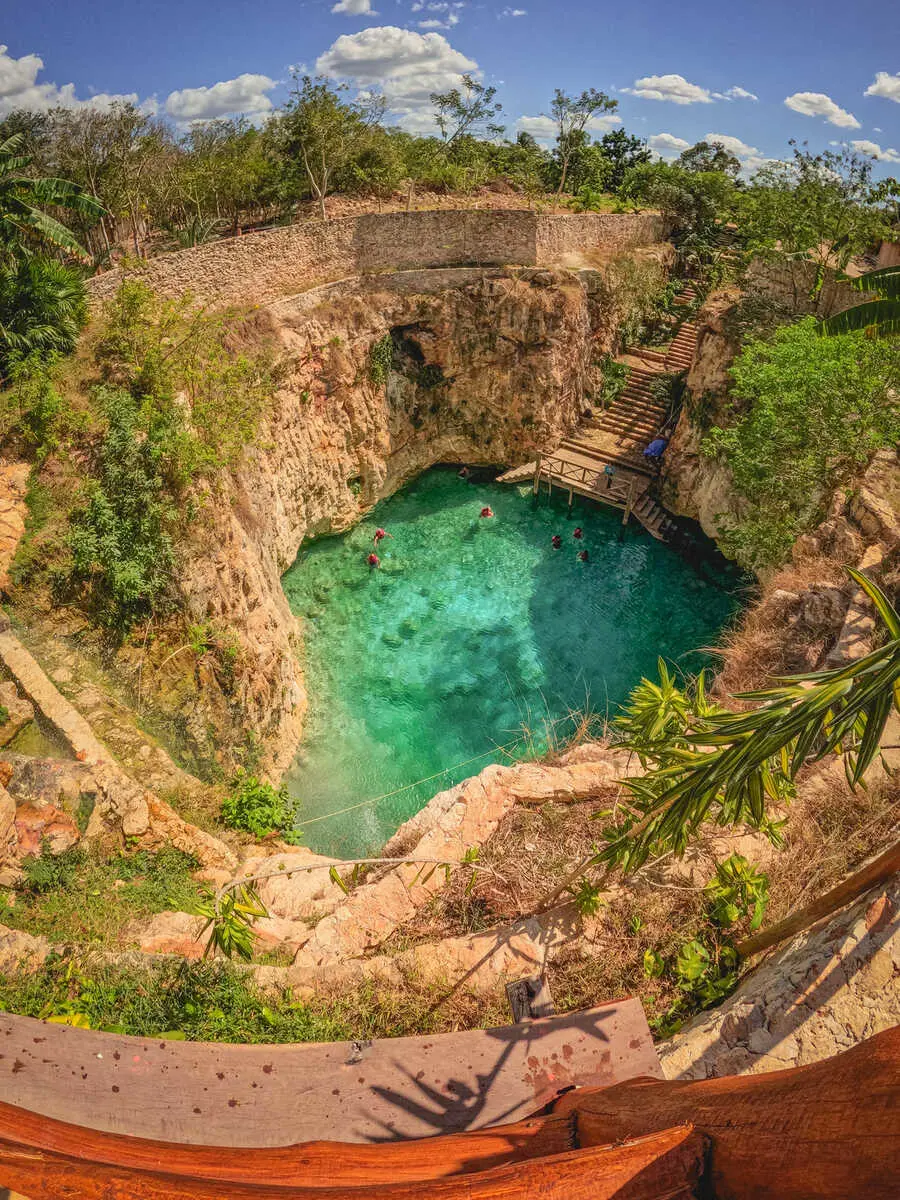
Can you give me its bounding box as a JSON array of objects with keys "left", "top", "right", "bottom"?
[{"left": 282, "top": 467, "right": 741, "bottom": 857}]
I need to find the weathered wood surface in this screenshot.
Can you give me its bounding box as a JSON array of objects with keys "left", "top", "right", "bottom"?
[
  {"left": 0, "top": 1115, "right": 706, "bottom": 1200},
  {"left": 1, "top": 1030, "right": 898, "bottom": 1198},
  {"left": 0, "top": 999, "right": 660, "bottom": 1146},
  {"left": 556, "top": 1024, "right": 900, "bottom": 1200}
]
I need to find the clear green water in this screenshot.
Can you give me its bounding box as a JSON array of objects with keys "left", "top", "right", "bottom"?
[{"left": 282, "top": 467, "right": 740, "bottom": 857}]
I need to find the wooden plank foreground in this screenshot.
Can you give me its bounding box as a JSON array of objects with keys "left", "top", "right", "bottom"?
[
  {"left": 0, "top": 999, "right": 660, "bottom": 1147},
  {"left": 0, "top": 1028, "right": 897, "bottom": 1199}
]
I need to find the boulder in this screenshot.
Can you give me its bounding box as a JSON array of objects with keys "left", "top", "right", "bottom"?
[
  {"left": 0, "top": 682, "right": 34, "bottom": 748},
  {"left": 0, "top": 922, "right": 50, "bottom": 976},
  {"left": 238, "top": 848, "right": 344, "bottom": 921},
  {"left": 138, "top": 910, "right": 209, "bottom": 959},
  {"left": 13, "top": 803, "right": 80, "bottom": 858}
]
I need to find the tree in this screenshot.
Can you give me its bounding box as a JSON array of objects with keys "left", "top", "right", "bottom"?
[
  {"left": 703, "top": 316, "right": 900, "bottom": 568},
  {"left": 598, "top": 129, "right": 650, "bottom": 190},
  {"left": 677, "top": 140, "right": 741, "bottom": 179},
  {"left": 619, "top": 160, "right": 734, "bottom": 244},
  {"left": 738, "top": 142, "right": 899, "bottom": 313},
  {"left": 430, "top": 75, "right": 503, "bottom": 149},
  {"left": 274, "top": 76, "right": 383, "bottom": 219},
  {"left": 549, "top": 88, "right": 618, "bottom": 202},
  {"left": 822, "top": 264, "right": 900, "bottom": 336},
  {"left": 0, "top": 257, "right": 87, "bottom": 374},
  {"left": 0, "top": 132, "right": 103, "bottom": 265}
]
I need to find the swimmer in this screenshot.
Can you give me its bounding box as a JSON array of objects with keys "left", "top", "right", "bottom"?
[
  {"left": 480, "top": 506, "right": 494, "bottom": 519},
  {"left": 367, "top": 552, "right": 380, "bottom": 568},
  {"left": 373, "top": 527, "right": 393, "bottom": 546},
  {"left": 578, "top": 549, "right": 589, "bottom": 562},
  {"left": 573, "top": 527, "right": 583, "bottom": 540},
  {"left": 551, "top": 534, "right": 562, "bottom": 549},
  {"left": 458, "top": 466, "right": 471, "bottom": 479}
]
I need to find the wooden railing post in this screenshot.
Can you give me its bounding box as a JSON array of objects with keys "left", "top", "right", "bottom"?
[{"left": 532, "top": 453, "right": 542, "bottom": 496}]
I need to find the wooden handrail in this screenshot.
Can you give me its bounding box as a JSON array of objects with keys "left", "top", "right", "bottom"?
[{"left": 736, "top": 838, "right": 900, "bottom": 959}]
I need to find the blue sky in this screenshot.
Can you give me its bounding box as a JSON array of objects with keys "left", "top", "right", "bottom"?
[{"left": 3, "top": 0, "right": 900, "bottom": 174}]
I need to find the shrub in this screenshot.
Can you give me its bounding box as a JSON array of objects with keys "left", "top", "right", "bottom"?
[
  {"left": 220, "top": 774, "right": 301, "bottom": 840},
  {"left": 703, "top": 317, "right": 900, "bottom": 570},
  {"left": 369, "top": 334, "right": 393, "bottom": 385}
]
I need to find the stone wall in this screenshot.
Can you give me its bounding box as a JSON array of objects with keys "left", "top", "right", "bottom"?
[{"left": 85, "top": 210, "right": 667, "bottom": 311}]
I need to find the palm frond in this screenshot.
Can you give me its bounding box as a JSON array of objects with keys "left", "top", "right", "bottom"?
[{"left": 822, "top": 298, "right": 900, "bottom": 337}]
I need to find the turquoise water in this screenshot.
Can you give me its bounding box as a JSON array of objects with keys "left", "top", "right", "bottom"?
[{"left": 282, "top": 467, "right": 740, "bottom": 857}]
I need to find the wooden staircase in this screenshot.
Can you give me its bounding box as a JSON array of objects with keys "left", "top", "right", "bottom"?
[{"left": 499, "top": 284, "right": 702, "bottom": 542}]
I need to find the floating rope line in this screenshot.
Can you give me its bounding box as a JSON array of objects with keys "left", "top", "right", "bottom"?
[
  {"left": 298, "top": 708, "right": 591, "bottom": 828},
  {"left": 298, "top": 736, "right": 526, "bottom": 826}
]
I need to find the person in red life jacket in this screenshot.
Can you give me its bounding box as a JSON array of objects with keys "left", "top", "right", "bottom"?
[
  {"left": 373, "top": 527, "right": 393, "bottom": 546},
  {"left": 573, "top": 527, "right": 583, "bottom": 540},
  {"left": 578, "top": 549, "right": 589, "bottom": 562},
  {"left": 551, "top": 534, "right": 562, "bottom": 549},
  {"left": 480, "top": 506, "right": 494, "bottom": 519},
  {"left": 367, "top": 552, "right": 380, "bottom": 568}
]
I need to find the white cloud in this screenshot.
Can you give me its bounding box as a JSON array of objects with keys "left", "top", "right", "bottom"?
[
  {"left": 851, "top": 138, "right": 900, "bottom": 163},
  {"left": 515, "top": 112, "right": 622, "bottom": 143},
  {"left": 622, "top": 74, "right": 713, "bottom": 105},
  {"left": 165, "top": 73, "right": 276, "bottom": 122},
  {"left": 332, "top": 0, "right": 378, "bottom": 14},
  {"left": 316, "top": 26, "right": 477, "bottom": 131},
  {"left": 0, "top": 43, "right": 142, "bottom": 115},
  {"left": 500, "top": 6, "right": 527, "bottom": 15},
  {"left": 703, "top": 131, "right": 768, "bottom": 171},
  {"left": 783, "top": 91, "right": 860, "bottom": 128},
  {"left": 647, "top": 132, "right": 690, "bottom": 159},
  {"left": 865, "top": 71, "right": 900, "bottom": 104},
  {"left": 722, "top": 85, "right": 758, "bottom": 101},
  {"left": 418, "top": 14, "right": 459, "bottom": 28}
]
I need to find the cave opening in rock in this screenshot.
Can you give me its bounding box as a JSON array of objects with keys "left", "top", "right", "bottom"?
[{"left": 281, "top": 466, "right": 741, "bottom": 857}]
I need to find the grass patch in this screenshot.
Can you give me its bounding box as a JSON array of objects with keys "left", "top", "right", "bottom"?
[
  {"left": 1, "top": 845, "right": 202, "bottom": 947},
  {"left": 0, "top": 956, "right": 508, "bottom": 1043}
]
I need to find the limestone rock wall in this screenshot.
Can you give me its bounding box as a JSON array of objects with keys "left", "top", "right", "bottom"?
[
  {"left": 659, "top": 874, "right": 900, "bottom": 1080},
  {"left": 660, "top": 288, "right": 744, "bottom": 544},
  {"left": 85, "top": 211, "right": 667, "bottom": 311},
  {"left": 171, "top": 267, "right": 596, "bottom": 775}
]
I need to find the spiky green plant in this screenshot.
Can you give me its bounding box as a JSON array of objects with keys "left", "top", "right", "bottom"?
[
  {"left": 0, "top": 256, "right": 87, "bottom": 371},
  {"left": 600, "top": 568, "right": 900, "bottom": 872},
  {"left": 821, "top": 265, "right": 900, "bottom": 337}
]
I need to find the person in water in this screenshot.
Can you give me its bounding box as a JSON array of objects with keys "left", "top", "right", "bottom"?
[
  {"left": 373, "top": 527, "right": 393, "bottom": 546},
  {"left": 367, "top": 552, "right": 380, "bottom": 568},
  {"left": 573, "top": 527, "right": 583, "bottom": 540},
  {"left": 578, "top": 549, "right": 589, "bottom": 562},
  {"left": 480, "top": 506, "right": 494, "bottom": 519},
  {"left": 551, "top": 534, "right": 562, "bottom": 549}
]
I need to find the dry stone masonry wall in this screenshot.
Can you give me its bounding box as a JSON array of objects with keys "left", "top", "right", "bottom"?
[{"left": 86, "top": 211, "right": 667, "bottom": 310}]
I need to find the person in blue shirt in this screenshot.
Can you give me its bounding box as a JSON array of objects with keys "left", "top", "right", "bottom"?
[{"left": 643, "top": 436, "right": 669, "bottom": 462}]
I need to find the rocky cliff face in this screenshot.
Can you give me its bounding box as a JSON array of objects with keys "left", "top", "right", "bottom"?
[
  {"left": 660, "top": 288, "right": 744, "bottom": 543},
  {"left": 167, "top": 267, "right": 596, "bottom": 776}
]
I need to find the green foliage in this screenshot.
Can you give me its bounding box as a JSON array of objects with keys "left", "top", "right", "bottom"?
[
  {"left": 822, "top": 265, "right": 900, "bottom": 337},
  {"left": 220, "top": 773, "right": 301, "bottom": 840},
  {"left": 737, "top": 143, "right": 898, "bottom": 302},
  {"left": 548, "top": 88, "right": 619, "bottom": 197},
  {"left": 705, "top": 854, "right": 769, "bottom": 931},
  {"left": 0, "top": 354, "right": 65, "bottom": 454},
  {"left": 619, "top": 161, "right": 734, "bottom": 244},
  {"left": 0, "top": 131, "right": 104, "bottom": 266},
  {"left": 570, "top": 876, "right": 605, "bottom": 916},
  {"left": 68, "top": 385, "right": 176, "bottom": 630},
  {"left": 602, "top": 571, "right": 899, "bottom": 878},
  {"left": 369, "top": 333, "right": 393, "bottom": 385},
  {"left": 642, "top": 854, "right": 769, "bottom": 1035},
  {"left": 598, "top": 357, "right": 629, "bottom": 408},
  {"left": 430, "top": 75, "right": 503, "bottom": 148},
  {"left": 703, "top": 317, "right": 899, "bottom": 569},
  {"left": 0, "top": 956, "right": 353, "bottom": 1042},
  {"left": 4, "top": 844, "right": 201, "bottom": 946},
  {"left": 192, "top": 883, "right": 268, "bottom": 962},
  {"left": 677, "top": 140, "right": 741, "bottom": 179},
  {"left": 0, "top": 256, "right": 87, "bottom": 374}
]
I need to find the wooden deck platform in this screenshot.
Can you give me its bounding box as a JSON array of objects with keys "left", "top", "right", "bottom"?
[{"left": 0, "top": 1000, "right": 660, "bottom": 1147}]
